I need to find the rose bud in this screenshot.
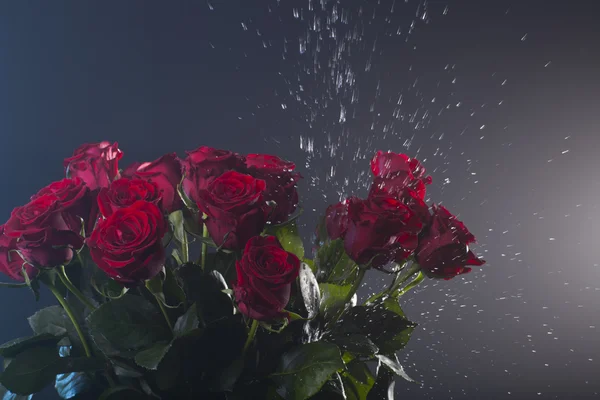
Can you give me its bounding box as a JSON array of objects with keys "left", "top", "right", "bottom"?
[
  {"left": 343, "top": 195, "right": 423, "bottom": 268},
  {"left": 63, "top": 142, "right": 123, "bottom": 190},
  {"left": 87, "top": 201, "right": 167, "bottom": 286},
  {"left": 4, "top": 194, "right": 84, "bottom": 267},
  {"left": 196, "top": 171, "right": 267, "bottom": 250},
  {"left": 416, "top": 204, "right": 485, "bottom": 280},
  {"left": 233, "top": 236, "right": 301, "bottom": 321},
  {"left": 369, "top": 151, "right": 432, "bottom": 200},
  {"left": 324, "top": 200, "right": 349, "bottom": 240},
  {"left": 181, "top": 146, "right": 245, "bottom": 204},
  {"left": 121, "top": 153, "right": 183, "bottom": 214},
  {"left": 244, "top": 154, "right": 302, "bottom": 224},
  {"left": 98, "top": 178, "right": 162, "bottom": 217},
  {"left": 0, "top": 225, "right": 38, "bottom": 282}
]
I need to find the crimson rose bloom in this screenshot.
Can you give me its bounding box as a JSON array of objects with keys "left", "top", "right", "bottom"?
[
  {"left": 369, "top": 151, "right": 432, "bottom": 200},
  {"left": 244, "top": 154, "right": 301, "bottom": 224},
  {"left": 324, "top": 200, "right": 349, "bottom": 240},
  {"left": 64, "top": 142, "right": 123, "bottom": 190},
  {"left": 87, "top": 201, "right": 167, "bottom": 286},
  {"left": 4, "top": 195, "right": 84, "bottom": 267},
  {"left": 196, "top": 171, "right": 267, "bottom": 250},
  {"left": 343, "top": 195, "right": 423, "bottom": 268},
  {"left": 31, "top": 177, "right": 97, "bottom": 236},
  {"left": 122, "top": 153, "right": 182, "bottom": 213},
  {"left": 0, "top": 225, "right": 38, "bottom": 282},
  {"left": 181, "top": 146, "right": 245, "bottom": 204},
  {"left": 233, "top": 236, "right": 300, "bottom": 321},
  {"left": 415, "top": 204, "right": 485, "bottom": 280},
  {"left": 98, "top": 178, "right": 162, "bottom": 217}
]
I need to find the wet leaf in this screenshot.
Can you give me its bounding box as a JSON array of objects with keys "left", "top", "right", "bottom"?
[
  {"left": 376, "top": 354, "right": 418, "bottom": 384},
  {"left": 0, "top": 384, "right": 32, "bottom": 400},
  {"left": 28, "top": 306, "right": 82, "bottom": 351},
  {"left": 271, "top": 342, "right": 344, "bottom": 400},
  {"left": 299, "top": 263, "right": 320, "bottom": 319},
  {"left": 266, "top": 220, "right": 305, "bottom": 259},
  {"left": 342, "top": 361, "right": 375, "bottom": 400},
  {"left": 319, "top": 283, "right": 352, "bottom": 319}
]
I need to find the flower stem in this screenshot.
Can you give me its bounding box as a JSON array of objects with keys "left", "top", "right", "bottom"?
[
  {"left": 180, "top": 230, "right": 189, "bottom": 264},
  {"left": 242, "top": 319, "right": 259, "bottom": 354},
  {"left": 46, "top": 282, "right": 92, "bottom": 357},
  {"left": 396, "top": 271, "right": 425, "bottom": 297},
  {"left": 344, "top": 267, "right": 367, "bottom": 306},
  {"left": 145, "top": 282, "right": 174, "bottom": 333},
  {"left": 201, "top": 221, "right": 208, "bottom": 271},
  {"left": 59, "top": 265, "right": 97, "bottom": 311}
]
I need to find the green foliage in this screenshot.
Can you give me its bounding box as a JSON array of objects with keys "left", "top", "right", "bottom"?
[
  {"left": 265, "top": 220, "right": 305, "bottom": 259},
  {"left": 271, "top": 342, "right": 345, "bottom": 400}
]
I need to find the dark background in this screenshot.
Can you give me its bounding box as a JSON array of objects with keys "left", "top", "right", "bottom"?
[{"left": 1, "top": 1, "right": 599, "bottom": 399}]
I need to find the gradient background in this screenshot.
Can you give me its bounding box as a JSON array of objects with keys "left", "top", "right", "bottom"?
[{"left": 1, "top": 1, "right": 599, "bottom": 399}]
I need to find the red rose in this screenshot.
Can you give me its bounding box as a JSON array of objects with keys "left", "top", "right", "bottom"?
[
  {"left": 63, "top": 142, "right": 123, "bottom": 190},
  {"left": 87, "top": 201, "right": 167, "bottom": 286},
  {"left": 244, "top": 154, "right": 302, "bottom": 224},
  {"left": 324, "top": 200, "right": 349, "bottom": 240},
  {"left": 415, "top": 205, "right": 485, "bottom": 280},
  {"left": 98, "top": 178, "right": 162, "bottom": 217},
  {"left": 196, "top": 171, "right": 267, "bottom": 250},
  {"left": 4, "top": 195, "right": 84, "bottom": 267},
  {"left": 31, "top": 177, "right": 97, "bottom": 236},
  {"left": 233, "top": 236, "right": 300, "bottom": 321},
  {"left": 369, "top": 151, "right": 432, "bottom": 200},
  {"left": 122, "top": 153, "right": 182, "bottom": 213},
  {"left": 0, "top": 226, "right": 37, "bottom": 282},
  {"left": 181, "top": 146, "right": 245, "bottom": 203},
  {"left": 343, "top": 195, "right": 423, "bottom": 268}
]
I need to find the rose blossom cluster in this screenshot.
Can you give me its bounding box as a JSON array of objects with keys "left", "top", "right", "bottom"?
[
  {"left": 0, "top": 142, "right": 301, "bottom": 294},
  {"left": 325, "top": 150, "right": 485, "bottom": 279}
]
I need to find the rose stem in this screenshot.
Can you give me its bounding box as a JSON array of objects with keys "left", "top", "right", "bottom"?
[
  {"left": 242, "top": 319, "right": 259, "bottom": 354},
  {"left": 344, "top": 267, "right": 366, "bottom": 305},
  {"left": 396, "top": 271, "right": 425, "bottom": 297},
  {"left": 181, "top": 229, "right": 189, "bottom": 264},
  {"left": 200, "top": 221, "right": 208, "bottom": 270},
  {"left": 145, "top": 282, "right": 174, "bottom": 333},
  {"left": 46, "top": 281, "right": 93, "bottom": 358},
  {"left": 58, "top": 265, "right": 97, "bottom": 311}
]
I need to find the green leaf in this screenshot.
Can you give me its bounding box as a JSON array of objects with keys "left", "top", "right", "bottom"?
[
  {"left": 211, "top": 357, "right": 245, "bottom": 393},
  {"left": 319, "top": 283, "right": 352, "bottom": 319},
  {"left": 98, "top": 386, "right": 148, "bottom": 400},
  {"left": 376, "top": 354, "right": 418, "bottom": 384},
  {"left": 298, "top": 263, "right": 320, "bottom": 319},
  {"left": 334, "top": 301, "right": 416, "bottom": 355},
  {"left": 315, "top": 239, "right": 358, "bottom": 285},
  {"left": 174, "top": 303, "right": 199, "bottom": 337},
  {"left": 325, "top": 333, "right": 378, "bottom": 357},
  {"left": 176, "top": 263, "right": 234, "bottom": 325},
  {"left": 265, "top": 220, "right": 304, "bottom": 259},
  {"left": 0, "top": 346, "right": 104, "bottom": 395},
  {"left": 168, "top": 210, "right": 186, "bottom": 245},
  {"left": 0, "top": 384, "right": 33, "bottom": 400},
  {"left": 271, "top": 342, "right": 344, "bottom": 400},
  {"left": 134, "top": 342, "right": 172, "bottom": 370},
  {"left": 366, "top": 363, "right": 394, "bottom": 400},
  {"left": 342, "top": 361, "right": 375, "bottom": 400},
  {"left": 86, "top": 294, "right": 171, "bottom": 357},
  {"left": 163, "top": 266, "right": 186, "bottom": 308},
  {"left": 0, "top": 334, "right": 63, "bottom": 358},
  {"left": 28, "top": 306, "right": 83, "bottom": 351}
]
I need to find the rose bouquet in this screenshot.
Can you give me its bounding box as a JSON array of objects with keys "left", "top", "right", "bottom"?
[{"left": 0, "top": 142, "right": 484, "bottom": 400}]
